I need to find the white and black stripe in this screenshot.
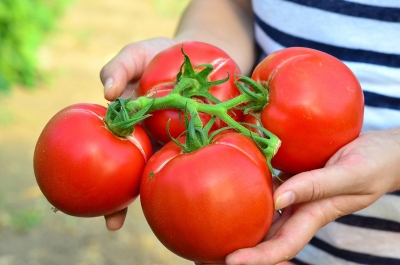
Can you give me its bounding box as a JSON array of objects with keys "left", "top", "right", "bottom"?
[{"left": 252, "top": 0, "right": 400, "bottom": 264}]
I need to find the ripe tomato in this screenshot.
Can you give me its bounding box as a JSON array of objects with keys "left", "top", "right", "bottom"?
[
  {"left": 252, "top": 47, "right": 364, "bottom": 174},
  {"left": 137, "top": 41, "right": 242, "bottom": 144},
  {"left": 140, "top": 132, "right": 274, "bottom": 263},
  {"left": 33, "top": 103, "right": 152, "bottom": 217}
]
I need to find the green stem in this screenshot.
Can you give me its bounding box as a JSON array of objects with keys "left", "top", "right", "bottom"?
[
  {"left": 106, "top": 69, "right": 281, "bottom": 169},
  {"left": 217, "top": 94, "right": 250, "bottom": 110},
  {"left": 124, "top": 85, "right": 280, "bottom": 158}
]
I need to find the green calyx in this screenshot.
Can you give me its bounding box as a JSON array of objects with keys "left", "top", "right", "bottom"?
[
  {"left": 176, "top": 46, "right": 230, "bottom": 104},
  {"left": 105, "top": 96, "right": 153, "bottom": 137},
  {"left": 168, "top": 109, "right": 218, "bottom": 153},
  {"left": 235, "top": 76, "right": 269, "bottom": 113}
]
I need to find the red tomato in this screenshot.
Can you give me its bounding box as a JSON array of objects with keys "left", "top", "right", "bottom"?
[
  {"left": 33, "top": 103, "right": 152, "bottom": 217},
  {"left": 137, "top": 41, "right": 243, "bottom": 144},
  {"left": 140, "top": 132, "right": 274, "bottom": 263},
  {"left": 252, "top": 47, "right": 364, "bottom": 174}
]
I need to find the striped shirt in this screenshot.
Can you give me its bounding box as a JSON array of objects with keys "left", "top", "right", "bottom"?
[{"left": 252, "top": 0, "right": 400, "bottom": 264}]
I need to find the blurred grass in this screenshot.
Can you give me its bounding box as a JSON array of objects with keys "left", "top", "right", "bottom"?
[
  {"left": 0, "top": 0, "right": 190, "bottom": 92},
  {"left": 0, "top": 0, "right": 71, "bottom": 92}
]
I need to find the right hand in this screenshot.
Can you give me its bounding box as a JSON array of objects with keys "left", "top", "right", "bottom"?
[{"left": 100, "top": 37, "right": 177, "bottom": 101}]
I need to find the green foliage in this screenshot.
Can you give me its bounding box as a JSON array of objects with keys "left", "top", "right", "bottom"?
[{"left": 0, "top": 0, "right": 70, "bottom": 91}]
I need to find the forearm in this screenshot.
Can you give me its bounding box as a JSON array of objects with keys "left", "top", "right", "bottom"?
[{"left": 174, "top": 0, "right": 256, "bottom": 75}]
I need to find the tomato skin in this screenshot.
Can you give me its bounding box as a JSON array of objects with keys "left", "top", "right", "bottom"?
[
  {"left": 140, "top": 132, "right": 274, "bottom": 263},
  {"left": 33, "top": 103, "right": 152, "bottom": 217},
  {"left": 138, "top": 41, "right": 243, "bottom": 144},
  {"left": 252, "top": 47, "right": 364, "bottom": 174}
]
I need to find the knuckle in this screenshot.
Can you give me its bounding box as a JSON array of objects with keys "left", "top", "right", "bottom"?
[{"left": 309, "top": 179, "right": 326, "bottom": 201}]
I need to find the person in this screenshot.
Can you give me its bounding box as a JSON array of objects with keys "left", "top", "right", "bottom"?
[{"left": 99, "top": 1, "right": 400, "bottom": 264}]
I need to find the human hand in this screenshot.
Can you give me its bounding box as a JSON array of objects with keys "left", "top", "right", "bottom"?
[
  {"left": 225, "top": 127, "right": 400, "bottom": 264},
  {"left": 100, "top": 37, "right": 177, "bottom": 101}
]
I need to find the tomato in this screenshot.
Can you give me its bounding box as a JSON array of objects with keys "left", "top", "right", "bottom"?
[
  {"left": 140, "top": 132, "right": 274, "bottom": 263},
  {"left": 33, "top": 103, "right": 152, "bottom": 217},
  {"left": 252, "top": 47, "right": 364, "bottom": 174},
  {"left": 137, "top": 41, "right": 243, "bottom": 144}
]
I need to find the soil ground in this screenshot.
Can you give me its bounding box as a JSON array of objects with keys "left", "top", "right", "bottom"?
[{"left": 0, "top": 1, "right": 192, "bottom": 264}]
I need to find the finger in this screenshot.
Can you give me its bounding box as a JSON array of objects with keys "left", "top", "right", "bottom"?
[
  {"left": 274, "top": 163, "right": 362, "bottom": 210},
  {"left": 100, "top": 37, "right": 176, "bottom": 101},
  {"left": 104, "top": 207, "right": 128, "bottom": 231},
  {"left": 265, "top": 206, "right": 293, "bottom": 241},
  {"left": 100, "top": 43, "right": 146, "bottom": 100},
  {"left": 100, "top": 43, "right": 146, "bottom": 101},
  {"left": 226, "top": 201, "right": 330, "bottom": 265}
]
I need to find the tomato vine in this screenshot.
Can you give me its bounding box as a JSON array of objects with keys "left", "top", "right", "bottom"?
[{"left": 105, "top": 46, "right": 281, "bottom": 171}]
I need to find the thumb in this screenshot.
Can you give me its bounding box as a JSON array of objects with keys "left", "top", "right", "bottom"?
[{"left": 100, "top": 37, "right": 176, "bottom": 101}]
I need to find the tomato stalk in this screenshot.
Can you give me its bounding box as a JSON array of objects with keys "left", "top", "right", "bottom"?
[
  {"left": 106, "top": 80, "right": 280, "bottom": 166},
  {"left": 105, "top": 47, "right": 281, "bottom": 168}
]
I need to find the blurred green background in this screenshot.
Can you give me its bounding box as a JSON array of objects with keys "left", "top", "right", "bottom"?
[
  {"left": 0, "top": 0, "right": 70, "bottom": 91},
  {"left": 0, "top": 0, "right": 192, "bottom": 264}
]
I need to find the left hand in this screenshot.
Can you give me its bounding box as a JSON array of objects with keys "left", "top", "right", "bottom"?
[{"left": 225, "top": 127, "right": 400, "bottom": 264}]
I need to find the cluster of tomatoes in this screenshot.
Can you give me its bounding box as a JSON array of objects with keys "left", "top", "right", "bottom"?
[{"left": 33, "top": 42, "right": 364, "bottom": 263}]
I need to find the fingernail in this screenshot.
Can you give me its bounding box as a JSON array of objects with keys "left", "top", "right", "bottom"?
[
  {"left": 104, "top": 77, "right": 113, "bottom": 94},
  {"left": 275, "top": 191, "right": 296, "bottom": 210}
]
